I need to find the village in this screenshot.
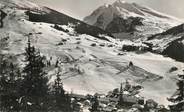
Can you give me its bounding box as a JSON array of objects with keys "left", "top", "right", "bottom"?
[{"left": 69, "top": 80, "right": 169, "bottom": 112}]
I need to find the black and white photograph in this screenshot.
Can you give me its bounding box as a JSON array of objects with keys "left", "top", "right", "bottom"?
[{"left": 0, "top": 0, "right": 184, "bottom": 111}]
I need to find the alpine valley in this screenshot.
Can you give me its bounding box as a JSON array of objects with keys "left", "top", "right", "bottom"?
[{"left": 0, "top": 0, "right": 184, "bottom": 111}]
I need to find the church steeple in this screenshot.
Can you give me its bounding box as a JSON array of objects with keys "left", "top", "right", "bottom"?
[{"left": 118, "top": 83, "right": 124, "bottom": 106}]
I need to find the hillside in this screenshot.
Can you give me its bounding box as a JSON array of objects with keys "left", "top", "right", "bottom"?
[
  {"left": 146, "top": 24, "right": 184, "bottom": 62},
  {"left": 0, "top": 0, "right": 184, "bottom": 106},
  {"left": 25, "top": 7, "right": 114, "bottom": 41}
]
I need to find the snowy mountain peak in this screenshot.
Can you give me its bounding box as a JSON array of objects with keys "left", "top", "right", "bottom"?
[
  {"left": 84, "top": 1, "right": 182, "bottom": 40},
  {"left": 111, "top": 0, "right": 180, "bottom": 20},
  {"left": 112, "top": 0, "right": 146, "bottom": 17}
]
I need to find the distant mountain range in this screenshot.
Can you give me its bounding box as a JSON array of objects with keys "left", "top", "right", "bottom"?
[
  {"left": 83, "top": 0, "right": 184, "bottom": 62},
  {"left": 84, "top": 0, "right": 182, "bottom": 40}
]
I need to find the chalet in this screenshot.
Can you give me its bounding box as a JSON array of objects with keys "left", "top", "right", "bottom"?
[
  {"left": 70, "top": 93, "right": 86, "bottom": 101},
  {"left": 122, "top": 44, "right": 151, "bottom": 52},
  {"left": 94, "top": 93, "right": 106, "bottom": 98},
  {"left": 98, "top": 97, "right": 110, "bottom": 104},
  {"left": 72, "top": 102, "right": 83, "bottom": 112},
  {"left": 144, "top": 99, "right": 159, "bottom": 112},
  {"left": 102, "top": 106, "right": 117, "bottom": 112},
  {"left": 99, "top": 95, "right": 144, "bottom": 107}
]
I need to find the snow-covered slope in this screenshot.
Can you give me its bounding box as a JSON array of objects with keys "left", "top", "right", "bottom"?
[
  {"left": 1, "top": 0, "right": 184, "bottom": 106},
  {"left": 0, "top": 0, "right": 42, "bottom": 10},
  {"left": 84, "top": 0, "right": 182, "bottom": 40},
  {"left": 146, "top": 24, "right": 184, "bottom": 62}
]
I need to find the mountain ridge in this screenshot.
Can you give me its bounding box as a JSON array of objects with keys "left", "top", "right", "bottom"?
[
  {"left": 84, "top": 0, "right": 182, "bottom": 40},
  {"left": 146, "top": 24, "right": 184, "bottom": 62}
]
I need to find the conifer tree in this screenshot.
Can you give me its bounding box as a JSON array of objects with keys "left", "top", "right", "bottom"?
[
  {"left": 0, "top": 37, "right": 21, "bottom": 111},
  {"left": 168, "top": 73, "right": 184, "bottom": 111},
  {"left": 20, "top": 36, "right": 49, "bottom": 111},
  {"left": 0, "top": 62, "right": 21, "bottom": 111},
  {"left": 52, "top": 68, "right": 71, "bottom": 112}
]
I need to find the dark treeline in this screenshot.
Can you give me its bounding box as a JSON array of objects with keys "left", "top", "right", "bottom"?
[{"left": 0, "top": 36, "right": 72, "bottom": 112}]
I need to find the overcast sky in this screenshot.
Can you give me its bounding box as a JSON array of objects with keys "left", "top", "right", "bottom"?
[{"left": 33, "top": 0, "right": 184, "bottom": 20}]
